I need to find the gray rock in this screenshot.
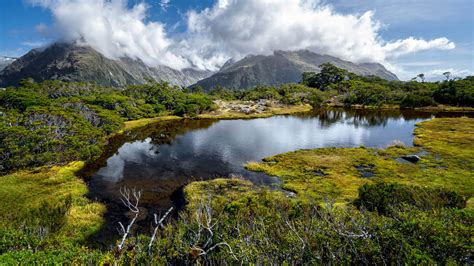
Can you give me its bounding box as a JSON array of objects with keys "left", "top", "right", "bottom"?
[{"left": 401, "top": 155, "right": 421, "bottom": 163}]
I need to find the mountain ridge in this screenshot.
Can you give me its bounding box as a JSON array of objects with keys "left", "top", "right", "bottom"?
[
  {"left": 193, "top": 50, "right": 398, "bottom": 90},
  {"left": 0, "top": 43, "right": 212, "bottom": 88},
  {"left": 0, "top": 44, "right": 398, "bottom": 89}
]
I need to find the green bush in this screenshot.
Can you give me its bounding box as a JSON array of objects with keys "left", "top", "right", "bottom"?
[
  {"left": 354, "top": 182, "right": 466, "bottom": 214},
  {"left": 433, "top": 77, "right": 474, "bottom": 106}
]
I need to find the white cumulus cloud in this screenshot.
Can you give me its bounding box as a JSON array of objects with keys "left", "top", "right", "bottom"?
[
  {"left": 30, "top": 0, "right": 189, "bottom": 69},
  {"left": 30, "top": 0, "right": 456, "bottom": 74}
]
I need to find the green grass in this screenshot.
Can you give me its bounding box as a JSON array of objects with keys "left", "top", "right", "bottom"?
[
  {"left": 329, "top": 103, "right": 474, "bottom": 112},
  {"left": 0, "top": 115, "right": 471, "bottom": 264},
  {"left": 119, "top": 115, "right": 182, "bottom": 133},
  {"left": 245, "top": 117, "right": 474, "bottom": 205},
  {"left": 0, "top": 162, "right": 105, "bottom": 245}
]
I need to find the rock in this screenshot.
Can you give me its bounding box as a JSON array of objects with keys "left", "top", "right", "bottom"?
[
  {"left": 356, "top": 164, "right": 375, "bottom": 178},
  {"left": 239, "top": 106, "right": 251, "bottom": 114},
  {"left": 401, "top": 155, "right": 421, "bottom": 163}
]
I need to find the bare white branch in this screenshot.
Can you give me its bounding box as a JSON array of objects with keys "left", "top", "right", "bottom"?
[
  {"left": 148, "top": 207, "right": 174, "bottom": 252},
  {"left": 117, "top": 187, "right": 142, "bottom": 252}
]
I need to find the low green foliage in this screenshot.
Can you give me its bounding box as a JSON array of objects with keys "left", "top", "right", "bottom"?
[
  {"left": 299, "top": 63, "right": 474, "bottom": 108},
  {"left": 0, "top": 162, "right": 105, "bottom": 261},
  {"left": 354, "top": 182, "right": 466, "bottom": 214},
  {"left": 246, "top": 117, "right": 474, "bottom": 204},
  {"left": 0, "top": 80, "right": 217, "bottom": 172},
  {"left": 99, "top": 177, "right": 472, "bottom": 264},
  {"left": 0, "top": 75, "right": 472, "bottom": 264}
]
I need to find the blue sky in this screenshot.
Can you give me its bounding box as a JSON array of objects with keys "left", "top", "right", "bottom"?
[{"left": 0, "top": 0, "right": 472, "bottom": 80}]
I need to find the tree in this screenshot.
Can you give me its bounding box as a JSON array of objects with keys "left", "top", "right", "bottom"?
[
  {"left": 443, "top": 71, "right": 452, "bottom": 81},
  {"left": 302, "top": 63, "right": 349, "bottom": 90},
  {"left": 417, "top": 73, "right": 425, "bottom": 83}
]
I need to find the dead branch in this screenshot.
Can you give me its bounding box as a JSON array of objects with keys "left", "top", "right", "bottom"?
[
  {"left": 117, "top": 187, "right": 142, "bottom": 252},
  {"left": 148, "top": 206, "right": 174, "bottom": 252},
  {"left": 190, "top": 200, "right": 238, "bottom": 261}
]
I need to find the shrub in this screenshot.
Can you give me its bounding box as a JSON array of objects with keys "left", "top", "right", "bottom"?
[{"left": 354, "top": 182, "right": 466, "bottom": 214}]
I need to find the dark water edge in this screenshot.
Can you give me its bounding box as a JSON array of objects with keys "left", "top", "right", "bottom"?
[{"left": 81, "top": 108, "right": 473, "bottom": 247}]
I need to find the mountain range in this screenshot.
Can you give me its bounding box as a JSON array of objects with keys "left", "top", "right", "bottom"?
[
  {"left": 0, "top": 43, "right": 212, "bottom": 88},
  {"left": 194, "top": 50, "right": 397, "bottom": 90},
  {"left": 0, "top": 43, "right": 398, "bottom": 89}
]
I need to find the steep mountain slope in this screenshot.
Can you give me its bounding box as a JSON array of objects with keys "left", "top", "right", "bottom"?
[
  {"left": 0, "top": 43, "right": 212, "bottom": 87},
  {"left": 193, "top": 50, "right": 398, "bottom": 90}
]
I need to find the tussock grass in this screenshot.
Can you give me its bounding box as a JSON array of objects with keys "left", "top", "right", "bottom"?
[
  {"left": 0, "top": 162, "right": 105, "bottom": 245},
  {"left": 245, "top": 117, "right": 474, "bottom": 204},
  {"left": 120, "top": 115, "right": 182, "bottom": 133}
]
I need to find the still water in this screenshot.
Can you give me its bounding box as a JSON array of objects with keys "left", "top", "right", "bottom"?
[{"left": 82, "top": 108, "right": 470, "bottom": 242}]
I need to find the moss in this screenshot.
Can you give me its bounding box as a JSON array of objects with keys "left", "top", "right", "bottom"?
[
  {"left": 327, "top": 103, "right": 474, "bottom": 112},
  {"left": 245, "top": 117, "right": 474, "bottom": 204},
  {"left": 119, "top": 115, "right": 182, "bottom": 133},
  {"left": 0, "top": 162, "right": 105, "bottom": 246}
]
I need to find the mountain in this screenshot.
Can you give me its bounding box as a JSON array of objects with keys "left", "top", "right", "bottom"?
[
  {"left": 193, "top": 50, "right": 398, "bottom": 90},
  {"left": 0, "top": 56, "right": 16, "bottom": 72},
  {"left": 0, "top": 43, "right": 212, "bottom": 88}
]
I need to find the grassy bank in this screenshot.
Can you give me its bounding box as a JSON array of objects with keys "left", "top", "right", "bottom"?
[
  {"left": 119, "top": 115, "right": 182, "bottom": 133},
  {"left": 115, "top": 103, "right": 312, "bottom": 134},
  {"left": 327, "top": 103, "right": 474, "bottom": 112},
  {"left": 0, "top": 112, "right": 472, "bottom": 263},
  {"left": 245, "top": 117, "right": 474, "bottom": 204},
  {"left": 0, "top": 162, "right": 105, "bottom": 262}
]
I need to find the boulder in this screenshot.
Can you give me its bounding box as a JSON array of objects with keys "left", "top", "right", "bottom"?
[{"left": 401, "top": 155, "right": 421, "bottom": 163}]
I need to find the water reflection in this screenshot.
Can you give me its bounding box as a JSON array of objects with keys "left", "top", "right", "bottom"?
[{"left": 83, "top": 108, "right": 472, "bottom": 245}]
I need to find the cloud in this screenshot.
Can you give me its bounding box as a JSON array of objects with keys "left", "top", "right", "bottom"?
[
  {"left": 30, "top": 0, "right": 456, "bottom": 72},
  {"left": 182, "top": 0, "right": 456, "bottom": 69},
  {"left": 35, "top": 23, "right": 49, "bottom": 34},
  {"left": 30, "top": 0, "right": 189, "bottom": 69},
  {"left": 159, "top": 0, "right": 170, "bottom": 10},
  {"left": 423, "top": 68, "right": 474, "bottom": 81},
  {"left": 382, "top": 37, "right": 455, "bottom": 58},
  {"left": 21, "top": 40, "right": 47, "bottom": 47}
]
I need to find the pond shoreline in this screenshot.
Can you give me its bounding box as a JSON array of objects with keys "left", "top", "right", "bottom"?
[
  {"left": 79, "top": 108, "right": 473, "bottom": 245},
  {"left": 1, "top": 105, "right": 473, "bottom": 249},
  {"left": 119, "top": 103, "right": 474, "bottom": 136}
]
